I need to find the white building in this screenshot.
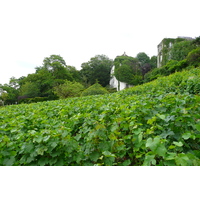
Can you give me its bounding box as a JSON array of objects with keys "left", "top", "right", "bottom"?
[{"left": 109, "top": 65, "right": 128, "bottom": 91}]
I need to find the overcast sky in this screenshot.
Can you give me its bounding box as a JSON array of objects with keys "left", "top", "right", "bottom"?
[{"left": 0, "top": 0, "right": 199, "bottom": 84}]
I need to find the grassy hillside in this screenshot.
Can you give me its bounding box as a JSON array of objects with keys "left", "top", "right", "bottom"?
[{"left": 0, "top": 67, "right": 200, "bottom": 166}]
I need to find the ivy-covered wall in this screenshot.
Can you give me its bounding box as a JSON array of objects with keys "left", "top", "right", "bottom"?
[{"left": 157, "top": 37, "right": 187, "bottom": 68}]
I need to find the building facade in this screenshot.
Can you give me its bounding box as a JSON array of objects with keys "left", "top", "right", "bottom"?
[{"left": 157, "top": 36, "right": 194, "bottom": 68}]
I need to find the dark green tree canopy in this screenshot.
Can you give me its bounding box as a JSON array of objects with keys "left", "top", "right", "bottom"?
[
  {"left": 80, "top": 55, "right": 113, "bottom": 87},
  {"left": 136, "top": 52, "right": 150, "bottom": 67},
  {"left": 149, "top": 56, "right": 157, "bottom": 69},
  {"left": 53, "top": 80, "right": 84, "bottom": 99},
  {"left": 18, "top": 55, "right": 81, "bottom": 100},
  {"left": 42, "top": 54, "right": 67, "bottom": 70},
  {"left": 114, "top": 55, "right": 142, "bottom": 85}
]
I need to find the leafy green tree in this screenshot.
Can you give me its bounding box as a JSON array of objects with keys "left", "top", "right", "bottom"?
[
  {"left": 0, "top": 84, "right": 19, "bottom": 104},
  {"left": 41, "top": 55, "right": 73, "bottom": 81},
  {"left": 80, "top": 55, "right": 113, "bottom": 87},
  {"left": 53, "top": 80, "right": 84, "bottom": 99},
  {"left": 19, "top": 82, "right": 40, "bottom": 98},
  {"left": 136, "top": 53, "right": 157, "bottom": 78},
  {"left": 19, "top": 55, "right": 80, "bottom": 100},
  {"left": 149, "top": 56, "right": 157, "bottom": 69},
  {"left": 66, "top": 65, "right": 82, "bottom": 82},
  {"left": 9, "top": 77, "right": 20, "bottom": 89},
  {"left": 114, "top": 55, "right": 142, "bottom": 85},
  {"left": 136, "top": 52, "right": 150, "bottom": 66},
  {"left": 19, "top": 70, "right": 51, "bottom": 98},
  {"left": 114, "top": 63, "right": 133, "bottom": 83},
  {"left": 170, "top": 40, "right": 196, "bottom": 61}
]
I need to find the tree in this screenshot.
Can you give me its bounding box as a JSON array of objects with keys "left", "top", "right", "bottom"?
[
  {"left": 19, "top": 82, "right": 40, "bottom": 98},
  {"left": 141, "top": 63, "right": 151, "bottom": 78},
  {"left": 136, "top": 52, "right": 150, "bottom": 67},
  {"left": 136, "top": 52, "right": 155, "bottom": 78},
  {"left": 53, "top": 80, "right": 84, "bottom": 99},
  {"left": 9, "top": 77, "right": 20, "bottom": 89},
  {"left": 0, "top": 84, "right": 19, "bottom": 104},
  {"left": 114, "top": 55, "right": 142, "bottom": 85},
  {"left": 80, "top": 55, "right": 113, "bottom": 87},
  {"left": 42, "top": 54, "right": 67, "bottom": 70},
  {"left": 66, "top": 65, "right": 82, "bottom": 82},
  {"left": 41, "top": 54, "right": 73, "bottom": 82},
  {"left": 19, "top": 55, "right": 80, "bottom": 100},
  {"left": 149, "top": 56, "right": 157, "bottom": 69}
]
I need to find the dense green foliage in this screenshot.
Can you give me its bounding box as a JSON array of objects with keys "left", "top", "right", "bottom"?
[
  {"left": 53, "top": 80, "right": 84, "bottom": 99},
  {"left": 136, "top": 52, "right": 150, "bottom": 66},
  {"left": 144, "top": 59, "right": 189, "bottom": 82},
  {"left": 0, "top": 54, "right": 113, "bottom": 104},
  {"left": 114, "top": 55, "right": 142, "bottom": 85},
  {"left": 145, "top": 42, "right": 200, "bottom": 83},
  {"left": 186, "top": 48, "right": 200, "bottom": 67},
  {"left": 0, "top": 67, "right": 200, "bottom": 166},
  {"left": 170, "top": 40, "right": 196, "bottom": 61},
  {"left": 158, "top": 38, "right": 186, "bottom": 66},
  {"left": 0, "top": 83, "right": 19, "bottom": 104},
  {"left": 81, "top": 83, "right": 109, "bottom": 96},
  {"left": 80, "top": 55, "right": 113, "bottom": 87}
]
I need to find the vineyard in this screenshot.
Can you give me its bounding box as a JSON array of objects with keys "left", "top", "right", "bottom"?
[{"left": 0, "top": 68, "right": 200, "bottom": 166}]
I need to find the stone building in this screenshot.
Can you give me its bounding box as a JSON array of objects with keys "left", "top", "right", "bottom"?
[{"left": 157, "top": 36, "right": 194, "bottom": 68}]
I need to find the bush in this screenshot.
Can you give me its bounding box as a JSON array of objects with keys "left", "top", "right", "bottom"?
[
  {"left": 144, "top": 59, "right": 189, "bottom": 83},
  {"left": 81, "top": 83, "right": 109, "bottom": 96},
  {"left": 53, "top": 80, "right": 84, "bottom": 99}
]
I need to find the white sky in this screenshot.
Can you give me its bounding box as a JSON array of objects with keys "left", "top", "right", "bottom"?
[{"left": 0, "top": 0, "right": 199, "bottom": 84}]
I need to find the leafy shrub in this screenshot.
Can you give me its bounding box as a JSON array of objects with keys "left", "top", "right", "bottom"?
[
  {"left": 125, "top": 67, "right": 200, "bottom": 96},
  {"left": 144, "top": 66, "right": 168, "bottom": 82},
  {"left": 81, "top": 83, "right": 109, "bottom": 96},
  {"left": 144, "top": 59, "right": 189, "bottom": 83},
  {"left": 53, "top": 80, "right": 84, "bottom": 99}
]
